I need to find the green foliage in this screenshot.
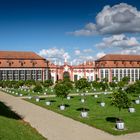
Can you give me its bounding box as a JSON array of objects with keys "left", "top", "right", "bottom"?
[
  {"left": 91, "top": 81, "right": 100, "bottom": 89},
  {"left": 99, "top": 81, "right": 108, "bottom": 91},
  {"left": 17, "top": 80, "right": 25, "bottom": 87},
  {"left": 24, "top": 80, "right": 36, "bottom": 87},
  {"left": 43, "top": 80, "right": 53, "bottom": 87},
  {"left": 122, "top": 76, "right": 130, "bottom": 84},
  {"left": 54, "top": 83, "right": 69, "bottom": 98},
  {"left": 75, "top": 78, "right": 90, "bottom": 90},
  {"left": 33, "top": 85, "right": 43, "bottom": 93},
  {"left": 112, "top": 77, "right": 118, "bottom": 82},
  {"left": 109, "top": 81, "right": 117, "bottom": 88},
  {"left": 112, "top": 89, "right": 131, "bottom": 111},
  {"left": 117, "top": 76, "right": 130, "bottom": 88},
  {"left": 126, "top": 80, "right": 140, "bottom": 94},
  {"left": 126, "top": 84, "right": 137, "bottom": 94}
]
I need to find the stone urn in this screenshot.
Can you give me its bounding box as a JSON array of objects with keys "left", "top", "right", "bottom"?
[
  {"left": 116, "top": 120, "right": 124, "bottom": 130},
  {"left": 46, "top": 101, "right": 51, "bottom": 106},
  {"left": 81, "top": 111, "right": 88, "bottom": 118},
  {"left": 67, "top": 96, "right": 71, "bottom": 100},
  {"left": 94, "top": 95, "right": 98, "bottom": 98},
  {"left": 36, "top": 98, "right": 40, "bottom": 102},
  {"left": 81, "top": 98, "right": 85, "bottom": 103},
  {"left": 128, "top": 107, "right": 135, "bottom": 113},
  {"left": 100, "top": 102, "right": 105, "bottom": 107},
  {"left": 19, "top": 93, "right": 23, "bottom": 97},
  {"left": 60, "top": 105, "right": 65, "bottom": 110},
  {"left": 135, "top": 99, "right": 140, "bottom": 104}
]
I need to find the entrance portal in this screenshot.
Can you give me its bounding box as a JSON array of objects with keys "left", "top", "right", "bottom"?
[{"left": 63, "top": 72, "right": 70, "bottom": 80}]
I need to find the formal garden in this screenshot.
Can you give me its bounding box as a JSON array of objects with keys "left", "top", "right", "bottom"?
[
  {"left": 1, "top": 77, "right": 140, "bottom": 135},
  {"left": 0, "top": 101, "right": 46, "bottom": 140},
  {"left": 0, "top": 78, "right": 112, "bottom": 97}
]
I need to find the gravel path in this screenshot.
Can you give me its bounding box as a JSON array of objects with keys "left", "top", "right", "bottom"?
[{"left": 0, "top": 91, "right": 139, "bottom": 140}]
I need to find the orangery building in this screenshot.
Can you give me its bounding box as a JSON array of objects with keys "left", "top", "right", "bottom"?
[{"left": 0, "top": 51, "right": 140, "bottom": 83}]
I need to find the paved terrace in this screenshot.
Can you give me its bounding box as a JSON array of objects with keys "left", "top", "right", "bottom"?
[{"left": 0, "top": 91, "right": 140, "bottom": 140}]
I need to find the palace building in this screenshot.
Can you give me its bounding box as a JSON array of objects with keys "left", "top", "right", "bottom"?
[
  {"left": 95, "top": 54, "right": 140, "bottom": 82},
  {"left": 0, "top": 51, "right": 140, "bottom": 83},
  {"left": 0, "top": 51, "right": 48, "bottom": 81}
]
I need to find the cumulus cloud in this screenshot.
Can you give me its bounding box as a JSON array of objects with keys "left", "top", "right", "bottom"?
[
  {"left": 120, "top": 46, "right": 140, "bottom": 54},
  {"left": 70, "top": 3, "right": 140, "bottom": 36},
  {"left": 74, "top": 49, "right": 81, "bottom": 55},
  {"left": 38, "top": 48, "right": 95, "bottom": 65},
  {"left": 83, "top": 48, "right": 94, "bottom": 53},
  {"left": 38, "top": 48, "right": 70, "bottom": 60},
  {"left": 95, "top": 34, "right": 140, "bottom": 49},
  {"left": 96, "top": 52, "right": 106, "bottom": 58}
]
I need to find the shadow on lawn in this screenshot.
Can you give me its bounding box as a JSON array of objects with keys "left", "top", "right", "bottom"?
[
  {"left": 0, "top": 101, "right": 22, "bottom": 120},
  {"left": 76, "top": 108, "right": 90, "bottom": 111},
  {"left": 106, "top": 117, "right": 117, "bottom": 123},
  {"left": 58, "top": 104, "right": 70, "bottom": 108}
]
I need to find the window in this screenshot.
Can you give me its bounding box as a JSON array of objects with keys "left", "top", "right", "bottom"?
[
  {"left": 135, "top": 69, "right": 138, "bottom": 81},
  {"left": 124, "top": 69, "right": 126, "bottom": 77},
  {"left": 101, "top": 69, "right": 104, "bottom": 79},
  {"left": 131, "top": 69, "right": 134, "bottom": 82},
  {"left": 32, "top": 70, "right": 36, "bottom": 80},
  {"left": 13, "top": 70, "right": 19, "bottom": 81},
  {"left": 116, "top": 69, "right": 118, "bottom": 78},
  {"left": 2, "top": 70, "right": 7, "bottom": 80},
  {"left": 120, "top": 69, "right": 122, "bottom": 80},
  {"left": 37, "top": 70, "right": 42, "bottom": 81},
  {"left": 26, "top": 70, "right": 31, "bottom": 80},
  {"left": 74, "top": 75, "right": 78, "bottom": 81},
  {"left": 105, "top": 69, "right": 108, "bottom": 79},
  {"left": 7, "top": 70, "right": 13, "bottom": 80},
  {"left": 112, "top": 69, "right": 115, "bottom": 77},
  {"left": 19, "top": 70, "right": 25, "bottom": 80},
  {"left": 91, "top": 76, "right": 93, "bottom": 81}
]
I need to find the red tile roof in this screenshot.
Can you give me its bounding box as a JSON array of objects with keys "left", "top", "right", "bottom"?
[
  {"left": 0, "top": 51, "right": 48, "bottom": 68},
  {"left": 96, "top": 54, "right": 140, "bottom": 61},
  {"left": 0, "top": 51, "right": 44, "bottom": 60},
  {"left": 96, "top": 54, "right": 140, "bottom": 68}
]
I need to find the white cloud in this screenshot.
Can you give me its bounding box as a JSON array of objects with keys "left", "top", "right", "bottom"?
[
  {"left": 74, "top": 49, "right": 81, "bottom": 55},
  {"left": 70, "top": 3, "right": 140, "bottom": 36},
  {"left": 83, "top": 48, "right": 94, "bottom": 53},
  {"left": 38, "top": 48, "right": 95, "bottom": 65},
  {"left": 96, "top": 52, "right": 106, "bottom": 58},
  {"left": 38, "top": 48, "right": 70, "bottom": 60},
  {"left": 120, "top": 46, "right": 140, "bottom": 54},
  {"left": 95, "top": 34, "right": 140, "bottom": 49}
]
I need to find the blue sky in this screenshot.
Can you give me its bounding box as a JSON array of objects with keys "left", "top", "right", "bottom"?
[{"left": 0, "top": 0, "right": 140, "bottom": 64}]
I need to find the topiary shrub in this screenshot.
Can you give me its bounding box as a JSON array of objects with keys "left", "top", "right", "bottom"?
[
  {"left": 111, "top": 89, "right": 131, "bottom": 120},
  {"left": 33, "top": 85, "right": 43, "bottom": 93},
  {"left": 75, "top": 78, "right": 90, "bottom": 91}
]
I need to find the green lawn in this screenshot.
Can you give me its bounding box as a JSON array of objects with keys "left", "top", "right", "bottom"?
[
  {"left": 26, "top": 94, "right": 140, "bottom": 135},
  {"left": 1, "top": 87, "right": 112, "bottom": 97},
  {"left": 0, "top": 101, "right": 47, "bottom": 140},
  {"left": 1, "top": 87, "right": 55, "bottom": 97}
]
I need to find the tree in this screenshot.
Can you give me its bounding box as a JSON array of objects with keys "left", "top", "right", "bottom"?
[
  {"left": 112, "top": 89, "right": 131, "bottom": 120},
  {"left": 122, "top": 76, "right": 130, "bottom": 85},
  {"left": 99, "top": 81, "right": 108, "bottom": 91},
  {"left": 54, "top": 82, "right": 70, "bottom": 105},
  {"left": 33, "top": 85, "right": 43, "bottom": 93},
  {"left": 75, "top": 78, "right": 90, "bottom": 91},
  {"left": 92, "top": 81, "right": 100, "bottom": 89},
  {"left": 43, "top": 79, "right": 53, "bottom": 87},
  {"left": 125, "top": 84, "right": 136, "bottom": 94}
]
